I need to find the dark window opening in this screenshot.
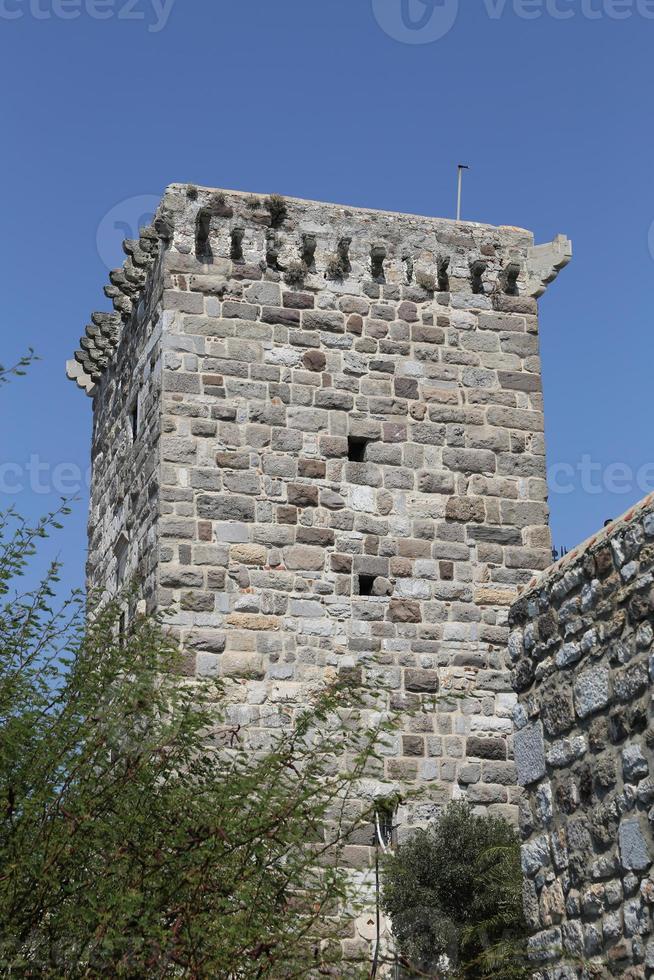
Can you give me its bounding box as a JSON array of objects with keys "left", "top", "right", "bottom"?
[
  {"left": 118, "top": 611, "right": 126, "bottom": 648},
  {"left": 470, "top": 260, "right": 487, "bottom": 295},
  {"left": 375, "top": 804, "right": 396, "bottom": 847},
  {"left": 370, "top": 244, "right": 386, "bottom": 282},
  {"left": 130, "top": 403, "right": 139, "bottom": 441},
  {"left": 437, "top": 256, "right": 450, "bottom": 292},
  {"left": 337, "top": 236, "right": 352, "bottom": 276},
  {"left": 358, "top": 574, "right": 376, "bottom": 597},
  {"left": 195, "top": 207, "right": 212, "bottom": 259},
  {"left": 301, "top": 233, "right": 317, "bottom": 271},
  {"left": 348, "top": 436, "right": 369, "bottom": 462},
  {"left": 230, "top": 227, "right": 245, "bottom": 262}
]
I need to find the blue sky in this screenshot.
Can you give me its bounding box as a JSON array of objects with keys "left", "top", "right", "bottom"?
[{"left": 2, "top": 0, "right": 653, "bottom": 596}]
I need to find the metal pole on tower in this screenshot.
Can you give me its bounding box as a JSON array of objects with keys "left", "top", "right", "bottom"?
[{"left": 456, "top": 164, "right": 469, "bottom": 222}]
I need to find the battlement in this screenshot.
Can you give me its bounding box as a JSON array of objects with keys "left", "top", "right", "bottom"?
[{"left": 67, "top": 184, "right": 571, "bottom": 395}]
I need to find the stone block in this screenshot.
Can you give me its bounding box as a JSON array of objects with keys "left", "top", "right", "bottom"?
[
  {"left": 521, "top": 834, "right": 551, "bottom": 877},
  {"left": 467, "top": 736, "right": 507, "bottom": 760},
  {"left": 541, "top": 688, "right": 576, "bottom": 737},
  {"left": 230, "top": 544, "right": 267, "bottom": 565},
  {"left": 514, "top": 721, "right": 547, "bottom": 786},
  {"left": 221, "top": 651, "right": 265, "bottom": 680},
  {"left": 287, "top": 483, "right": 319, "bottom": 507},
  {"left": 404, "top": 669, "right": 439, "bottom": 693},
  {"left": 159, "top": 566, "right": 204, "bottom": 588},
  {"left": 303, "top": 310, "right": 344, "bottom": 332},
  {"left": 245, "top": 281, "right": 281, "bottom": 306},
  {"left": 188, "top": 631, "right": 226, "bottom": 654},
  {"left": 623, "top": 744, "right": 649, "bottom": 784},
  {"left": 445, "top": 496, "right": 486, "bottom": 523},
  {"left": 573, "top": 666, "right": 611, "bottom": 719},
  {"left": 283, "top": 545, "right": 325, "bottom": 571},
  {"left": 225, "top": 614, "right": 280, "bottom": 631},
  {"left": 620, "top": 819, "right": 652, "bottom": 872},
  {"left": 389, "top": 600, "right": 422, "bottom": 623},
  {"left": 196, "top": 653, "right": 221, "bottom": 677},
  {"left": 442, "top": 448, "right": 497, "bottom": 474}
]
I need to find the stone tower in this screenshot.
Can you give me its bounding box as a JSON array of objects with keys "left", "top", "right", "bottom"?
[{"left": 68, "top": 184, "right": 570, "bottom": 838}]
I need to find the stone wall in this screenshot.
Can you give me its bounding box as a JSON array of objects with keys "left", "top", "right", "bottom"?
[
  {"left": 151, "top": 186, "right": 570, "bottom": 824},
  {"left": 509, "top": 493, "right": 654, "bottom": 977},
  {"left": 83, "top": 250, "right": 165, "bottom": 613}
]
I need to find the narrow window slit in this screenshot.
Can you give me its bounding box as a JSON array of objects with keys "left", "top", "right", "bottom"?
[
  {"left": 195, "top": 207, "right": 212, "bottom": 259},
  {"left": 301, "top": 233, "right": 317, "bottom": 270},
  {"left": 130, "top": 403, "right": 139, "bottom": 441},
  {"left": 337, "top": 237, "right": 351, "bottom": 276},
  {"left": 348, "top": 436, "right": 369, "bottom": 462},
  {"left": 403, "top": 254, "right": 414, "bottom": 284},
  {"left": 470, "top": 260, "right": 487, "bottom": 295},
  {"left": 370, "top": 245, "right": 386, "bottom": 282},
  {"left": 230, "top": 227, "right": 245, "bottom": 262},
  {"left": 437, "top": 256, "right": 450, "bottom": 292},
  {"left": 118, "top": 611, "right": 127, "bottom": 648},
  {"left": 358, "top": 575, "right": 376, "bottom": 597},
  {"left": 266, "top": 231, "right": 281, "bottom": 270},
  {"left": 375, "top": 803, "right": 396, "bottom": 846}
]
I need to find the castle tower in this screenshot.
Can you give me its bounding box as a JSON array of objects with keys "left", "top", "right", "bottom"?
[{"left": 68, "top": 185, "right": 570, "bottom": 844}]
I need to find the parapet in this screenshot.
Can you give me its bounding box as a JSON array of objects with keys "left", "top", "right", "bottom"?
[{"left": 66, "top": 184, "right": 571, "bottom": 395}]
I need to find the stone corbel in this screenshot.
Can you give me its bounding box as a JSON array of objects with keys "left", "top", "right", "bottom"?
[
  {"left": 65, "top": 358, "right": 95, "bottom": 396},
  {"left": 526, "top": 234, "right": 572, "bottom": 298}
]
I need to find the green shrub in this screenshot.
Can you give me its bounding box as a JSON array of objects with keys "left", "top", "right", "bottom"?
[
  {"left": 381, "top": 801, "right": 529, "bottom": 979},
  {"left": 284, "top": 260, "right": 305, "bottom": 287},
  {"left": 415, "top": 269, "right": 436, "bottom": 293},
  {"left": 325, "top": 253, "right": 347, "bottom": 281},
  {"left": 0, "top": 533, "right": 389, "bottom": 976},
  {"left": 0, "top": 369, "right": 393, "bottom": 980},
  {"left": 265, "top": 193, "right": 287, "bottom": 228}
]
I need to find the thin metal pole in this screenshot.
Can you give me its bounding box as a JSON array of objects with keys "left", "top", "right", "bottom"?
[{"left": 456, "top": 164, "right": 469, "bottom": 221}]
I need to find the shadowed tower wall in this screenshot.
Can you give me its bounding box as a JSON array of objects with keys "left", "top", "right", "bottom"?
[{"left": 68, "top": 184, "right": 570, "bottom": 860}]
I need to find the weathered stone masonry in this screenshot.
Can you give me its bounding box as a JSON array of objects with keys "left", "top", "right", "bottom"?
[
  {"left": 68, "top": 184, "right": 570, "bottom": 852},
  {"left": 510, "top": 493, "right": 654, "bottom": 977}
]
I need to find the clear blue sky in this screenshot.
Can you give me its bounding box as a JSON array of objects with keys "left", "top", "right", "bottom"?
[{"left": 2, "top": 0, "right": 653, "bottom": 596}]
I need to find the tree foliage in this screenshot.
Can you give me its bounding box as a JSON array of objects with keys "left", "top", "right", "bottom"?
[
  {"left": 381, "top": 801, "right": 529, "bottom": 979},
  {"left": 0, "top": 507, "right": 392, "bottom": 978},
  {"left": 0, "top": 349, "right": 37, "bottom": 387}
]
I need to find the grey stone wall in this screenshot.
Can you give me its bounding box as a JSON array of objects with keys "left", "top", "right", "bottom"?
[
  {"left": 509, "top": 493, "right": 654, "bottom": 978},
  {"left": 69, "top": 184, "right": 570, "bottom": 957},
  {"left": 83, "top": 248, "right": 165, "bottom": 613}
]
